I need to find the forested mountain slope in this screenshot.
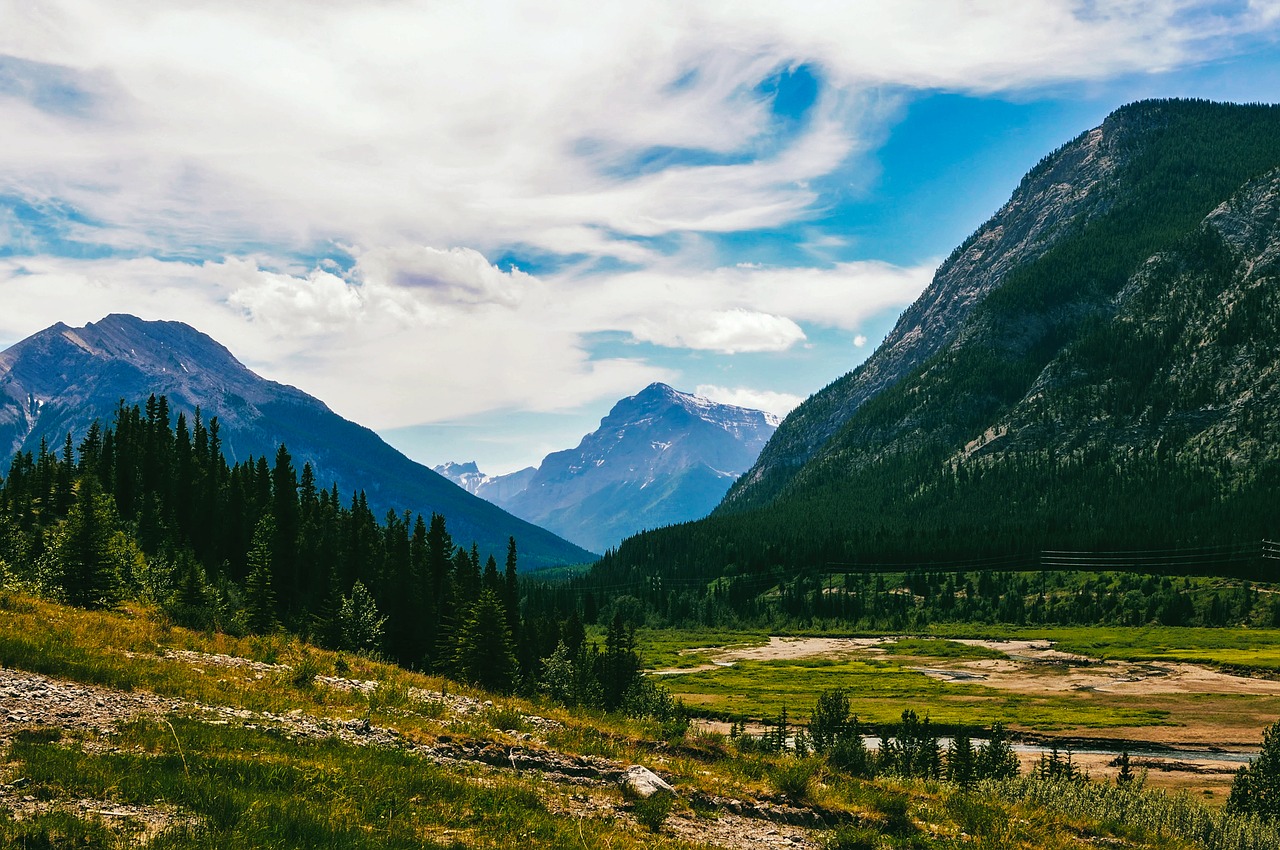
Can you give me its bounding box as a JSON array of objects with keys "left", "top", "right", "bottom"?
[
  {"left": 0, "top": 315, "right": 593, "bottom": 568},
  {"left": 598, "top": 99, "right": 1280, "bottom": 585}
]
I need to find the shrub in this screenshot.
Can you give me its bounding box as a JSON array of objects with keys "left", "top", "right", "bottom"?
[
  {"left": 1229, "top": 720, "right": 1280, "bottom": 819},
  {"left": 632, "top": 790, "right": 676, "bottom": 833},
  {"left": 770, "top": 759, "right": 819, "bottom": 803},
  {"left": 824, "top": 825, "right": 879, "bottom": 850}
]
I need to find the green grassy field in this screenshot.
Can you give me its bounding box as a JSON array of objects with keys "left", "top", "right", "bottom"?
[
  {"left": 658, "top": 655, "right": 1171, "bottom": 730},
  {"left": 4, "top": 591, "right": 1279, "bottom": 849},
  {"left": 639, "top": 626, "right": 1280, "bottom": 736}
]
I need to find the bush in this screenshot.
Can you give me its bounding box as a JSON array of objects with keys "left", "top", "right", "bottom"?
[
  {"left": 770, "top": 759, "right": 819, "bottom": 803},
  {"left": 632, "top": 790, "right": 675, "bottom": 833},
  {"left": 287, "top": 651, "right": 324, "bottom": 689},
  {"left": 1230, "top": 720, "right": 1280, "bottom": 819},
  {"left": 824, "top": 825, "right": 879, "bottom": 850}
]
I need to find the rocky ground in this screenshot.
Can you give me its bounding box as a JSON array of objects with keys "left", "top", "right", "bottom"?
[{"left": 0, "top": 659, "right": 832, "bottom": 848}]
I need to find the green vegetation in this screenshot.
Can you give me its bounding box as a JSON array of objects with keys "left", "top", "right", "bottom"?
[
  {"left": 882, "top": 638, "right": 1007, "bottom": 660},
  {"left": 2, "top": 591, "right": 1278, "bottom": 849},
  {"left": 658, "top": 654, "right": 1170, "bottom": 730}
]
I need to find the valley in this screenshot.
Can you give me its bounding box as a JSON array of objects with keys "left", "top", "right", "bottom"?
[
  {"left": 4, "top": 97, "right": 1280, "bottom": 848},
  {"left": 647, "top": 628, "right": 1280, "bottom": 798}
]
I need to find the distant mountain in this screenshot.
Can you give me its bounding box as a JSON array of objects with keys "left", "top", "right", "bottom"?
[
  {"left": 438, "top": 383, "right": 778, "bottom": 553},
  {"left": 0, "top": 314, "right": 594, "bottom": 569},
  {"left": 433, "top": 461, "right": 537, "bottom": 504},
  {"left": 600, "top": 99, "right": 1280, "bottom": 582}
]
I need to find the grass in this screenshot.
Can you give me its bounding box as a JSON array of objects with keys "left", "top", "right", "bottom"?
[
  {"left": 638, "top": 623, "right": 1280, "bottom": 736},
  {"left": 657, "top": 655, "right": 1171, "bottom": 730},
  {"left": 633, "top": 627, "right": 769, "bottom": 670},
  {"left": 1, "top": 588, "right": 1274, "bottom": 849},
  {"left": 882, "top": 638, "right": 1008, "bottom": 660},
  {"left": 4, "top": 717, "right": 649, "bottom": 849}
]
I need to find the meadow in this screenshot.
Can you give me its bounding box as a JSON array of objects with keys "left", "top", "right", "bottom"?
[{"left": 5, "top": 590, "right": 1280, "bottom": 848}]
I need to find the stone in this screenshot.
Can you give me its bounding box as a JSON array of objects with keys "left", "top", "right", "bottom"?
[{"left": 621, "top": 765, "right": 675, "bottom": 799}]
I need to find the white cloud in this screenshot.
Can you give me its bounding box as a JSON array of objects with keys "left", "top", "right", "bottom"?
[
  {"left": 632, "top": 309, "right": 805, "bottom": 354},
  {"left": 0, "top": 1, "right": 1265, "bottom": 261},
  {"left": 1, "top": 1, "right": 1276, "bottom": 470},
  {"left": 567, "top": 259, "right": 937, "bottom": 342},
  {"left": 853, "top": 334, "right": 868, "bottom": 347},
  {"left": 695, "top": 384, "right": 804, "bottom": 418}
]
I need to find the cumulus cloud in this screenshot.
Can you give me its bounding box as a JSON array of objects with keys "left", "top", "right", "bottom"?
[
  {"left": 695, "top": 384, "right": 804, "bottom": 418},
  {"left": 1, "top": 1, "right": 1276, "bottom": 469},
  {"left": 853, "top": 334, "right": 868, "bottom": 347}
]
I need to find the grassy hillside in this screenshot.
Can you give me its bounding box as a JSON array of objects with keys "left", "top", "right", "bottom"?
[{"left": 3, "top": 591, "right": 1280, "bottom": 848}]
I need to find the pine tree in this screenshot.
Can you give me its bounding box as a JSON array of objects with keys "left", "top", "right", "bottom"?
[
  {"left": 452, "top": 589, "right": 518, "bottom": 693},
  {"left": 243, "top": 517, "right": 278, "bottom": 633},
  {"left": 337, "top": 580, "right": 387, "bottom": 655},
  {"left": 1229, "top": 720, "right": 1280, "bottom": 818},
  {"left": 503, "top": 537, "right": 520, "bottom": 632},
  {"left": 57, "top": 478, "right": 118, "bottom": 609},
  {"left": 975, "top": 722, "right": 1020, "bottom": 780},
  {"left": 1116, "top": 750, "right": 1135, "bottom": 786},
  {"left": 947, "top": 729, "right": 977, "bottom": 788}
]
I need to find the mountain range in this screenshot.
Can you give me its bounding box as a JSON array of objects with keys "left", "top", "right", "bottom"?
[
  {"left": 598, "top": 98, "right": 1280, "bottom": 584},
  {"left": 437, "top": 383, "right": 778, "bottom": 554},
  {"left": 0, "top": 314, "right": 594, "bottom": 569}
]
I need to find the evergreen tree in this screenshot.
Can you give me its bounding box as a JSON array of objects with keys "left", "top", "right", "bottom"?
[
  {"left": 56, "top": 478, "right": 118, "bottom": 609},
  {"left": 452, "top": 589, "right": 518, "bottom": 693},
  {"left": 243, "top": 517, "right": 278, "bottom": 633},
  {"left": 947, "top": 729, "right": 977, "bottom": 788},
  {"left": 600, "top": 611, "right": 640, "bottom": 711},
  {"left": 1229, "top": 720, "right": 1280, "bottom": 819},
  {"left": 503, "top": 537, "right": 520, "bottom": 631},
  {"left": 1116, "top": 750, "right": 1135, "bottom": 787},
  {"left": 975, "top": 722, "right": 1020, "bottom": 780},
  {"left": 808, "top": 687, "right": 852, "bottom": 753},
  {"left": 337, "top": 580, "right": 387, "bottom": 655}
]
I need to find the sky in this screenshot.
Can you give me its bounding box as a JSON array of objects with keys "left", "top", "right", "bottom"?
[{"left": 2, "top": 2, "right": 1279, "bottom": 474}]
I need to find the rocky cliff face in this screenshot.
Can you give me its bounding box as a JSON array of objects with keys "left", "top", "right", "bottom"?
[
  {"left": 444, "top": 384, "right": 777, "bottom": 554},
  {"left": 0, "top": 315, "right": 594, "bottom": 569}
]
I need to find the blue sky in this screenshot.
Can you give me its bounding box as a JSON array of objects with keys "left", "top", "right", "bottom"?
[{"left": 2, "top": 2, "right": 1279, "bottom": 473}]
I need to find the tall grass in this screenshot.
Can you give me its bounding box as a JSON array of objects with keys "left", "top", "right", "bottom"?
[{"left": 998, "top": 777, "right": 1280, "bottom": 850}]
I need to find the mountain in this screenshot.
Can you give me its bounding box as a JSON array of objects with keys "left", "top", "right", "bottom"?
[
  {"left": 599, "top": 99, "right": 1280, "bottom": 584},
  {"left": 433, "top": 461, "right": 538, "bottom": 504},
  {"left": 0, "top": 314, "right": 594, "bottom": 569},
  {"left": 438, "top": 383, "right": 778, "bottom": 554}
]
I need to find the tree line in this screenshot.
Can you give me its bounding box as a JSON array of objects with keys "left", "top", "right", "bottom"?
[{"left": 0, "top": 395, "right": 682, "bottom": 726}]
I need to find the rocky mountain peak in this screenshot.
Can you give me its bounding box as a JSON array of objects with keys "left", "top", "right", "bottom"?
[
  {"left": 720, "top": 98, "right": 1264, "bottom": 512},
  {"left": 448, "top": 383, "right": 779, "bottom": 554}
]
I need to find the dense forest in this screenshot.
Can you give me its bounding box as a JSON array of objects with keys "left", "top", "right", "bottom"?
[{"left": 0, "top": 396, "right": 682, "bottom": 724}]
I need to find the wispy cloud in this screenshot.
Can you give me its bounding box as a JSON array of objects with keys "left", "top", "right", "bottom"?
[{"left": 0, "top": 1, "right": 1257, "bottom": 261}]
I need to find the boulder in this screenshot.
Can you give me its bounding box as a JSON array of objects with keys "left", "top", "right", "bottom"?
[{"left": 622, "top": 765, "right": 675, "bottom": 798}]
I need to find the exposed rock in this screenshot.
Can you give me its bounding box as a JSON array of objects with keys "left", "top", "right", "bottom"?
[
  {"left": 448, "top": 383, "right": 778, "bottom": 553},
  {"left": 621, "top": 764, "right": 675, "bottom": 798}
]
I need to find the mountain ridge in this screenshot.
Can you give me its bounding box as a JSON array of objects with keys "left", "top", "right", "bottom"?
[
  {"left": 598, "top": 98, "right": 1280, "bottom": 586},
  {"left": 0, "top": 314, "right": 594, "bottom": 569}
]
